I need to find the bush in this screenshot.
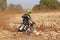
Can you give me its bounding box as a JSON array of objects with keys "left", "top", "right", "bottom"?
[{"left": 0, "top": 0, "right": 7, "bottom": 11}]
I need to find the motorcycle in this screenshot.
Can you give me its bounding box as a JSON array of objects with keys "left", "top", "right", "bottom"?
[{"left": 17, "top": 19, "right": 35, "bottom": 35}]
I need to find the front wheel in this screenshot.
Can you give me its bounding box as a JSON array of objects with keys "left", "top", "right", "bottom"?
[
  {"left": 25, "top": 27, "right": 34, "bottom": 35},
  {"left": 17, "top": 23, "right": 25, "bottom": 32}
]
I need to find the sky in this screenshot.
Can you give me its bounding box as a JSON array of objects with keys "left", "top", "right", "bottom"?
[
  {"left": 58, "top": 0, "right": 60, "bottom": 2},
  {"left": 7, "top": 0, "right": 40, "bottom": 9}
]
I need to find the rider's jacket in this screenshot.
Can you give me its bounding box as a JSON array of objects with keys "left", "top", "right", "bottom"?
[{"left": 22, "top": 13, "right": 31, "bottom": 25}]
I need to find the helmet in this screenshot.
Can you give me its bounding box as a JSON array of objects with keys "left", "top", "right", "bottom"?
[{"left": 26, "top": 9, "right": 31, "bottom": 14}]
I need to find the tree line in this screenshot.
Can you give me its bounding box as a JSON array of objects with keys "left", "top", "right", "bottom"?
[
  {"left": 7, "top": 4, "right": 23, "bottom": 10},
  {"left": 0, "top": 0, "right": 23, "bottom": 11},
  {"left": 0, "top": 0, "right": 60, "bottom": 11},
  {"left": 33, "top": 0, "right": 60, "bottom": 11}
]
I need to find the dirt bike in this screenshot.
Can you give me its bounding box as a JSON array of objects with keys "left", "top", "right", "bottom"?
[{"left": 17, "top": 19, "right": 35, "bottom": 35}]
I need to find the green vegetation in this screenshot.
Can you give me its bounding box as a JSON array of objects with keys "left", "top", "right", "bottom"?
[
  {"left": 0, "top": 0, "right": 7, "bottom": 11},
  {"left": 33, "top": 5, "right": 40, "bottom": 11},
  {"left": 33, "top": 0, "right": 60, "bottom": 11}
]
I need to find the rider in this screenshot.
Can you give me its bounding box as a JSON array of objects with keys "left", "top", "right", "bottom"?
[
  {"left": 18, "top": 9, "right": 35, "bottom": 31},
  {"left": 22, "top": 9, "right": 32, "bottom": 26}
]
